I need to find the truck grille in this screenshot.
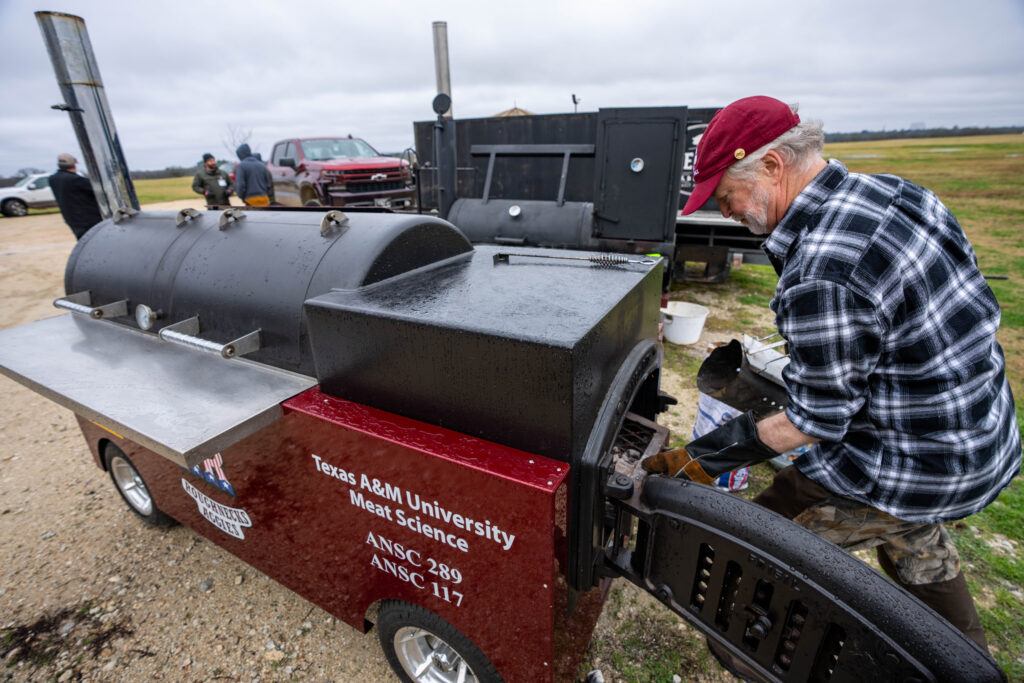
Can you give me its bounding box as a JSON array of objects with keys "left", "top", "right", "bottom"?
[{"left": 347, "top": 180, "right": 407, "bottom": 193}]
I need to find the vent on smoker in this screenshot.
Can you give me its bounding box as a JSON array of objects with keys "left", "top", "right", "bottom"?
[
  {"left": 690, "top": 543, "right": 715, "bottom": 611},
  {"left": 810, "top": 623, "right": 846, "bottom": 680},
  {"left": 715, "top": 561, "right": 743, "bottom": 631},
  {"left": 774, "top": 600, "right": 808, "bottom": 671}
]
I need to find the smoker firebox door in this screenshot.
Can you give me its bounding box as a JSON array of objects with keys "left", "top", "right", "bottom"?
[{"left": 600, "top": 476, "right": 1005, "bottom": 682}]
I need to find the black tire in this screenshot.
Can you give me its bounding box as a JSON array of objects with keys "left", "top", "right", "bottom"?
[
  {"left": 300, "top": 186, "right": 321, "bottom": 207},
  {"left": 103, "top": 443, "right": 176, "bottom": 527},
  {"left": 1, "top": 198, "right": 28, "bottom": 217},
  {"left": 377, "top": 600, "right": 502, "bottom": 683}
]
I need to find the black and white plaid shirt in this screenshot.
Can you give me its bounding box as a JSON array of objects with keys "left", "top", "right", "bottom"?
[{"left": 764, "top": 160, "right": 1020, "bottom": 523}]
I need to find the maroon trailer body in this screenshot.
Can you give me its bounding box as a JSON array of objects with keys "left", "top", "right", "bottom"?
[{"left": 74, "top": 388, "right": 605, "bottom": 681}]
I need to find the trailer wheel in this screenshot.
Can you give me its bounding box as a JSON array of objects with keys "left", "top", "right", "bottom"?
[
  {"left": 104, "top": 444, "right": 176, "bottom": 527},
  {"left": 377, "top": 600, "right": 502, "bottom": 683}
]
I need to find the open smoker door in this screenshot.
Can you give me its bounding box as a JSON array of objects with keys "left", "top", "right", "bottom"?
[{"left": 601, "top": 476, "right": 1004, "bottom": 682}]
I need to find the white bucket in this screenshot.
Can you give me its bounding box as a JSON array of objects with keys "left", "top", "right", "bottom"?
[{"left": 661, "top": 301, "right": 709, "bottom": 345}]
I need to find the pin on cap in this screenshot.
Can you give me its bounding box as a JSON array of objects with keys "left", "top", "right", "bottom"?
[{"left": 682, "top": 96, "right": 800, "bottom": 215}]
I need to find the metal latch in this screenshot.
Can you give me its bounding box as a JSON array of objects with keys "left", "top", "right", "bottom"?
[
  {"left": 320, "top": 210, "right": 350, "bottom": 237},
  {"left": 176, "top": 207, "right": 202, "bottom": 227},
  {"left": 218, "top": 208, "right": 246, "bottom": 230},
  {"left": 112, "top": 207, "right": 139, "bottom": 223},
  {"left": 158, "top": 317, "right": 261, "bottom": 359},
  {"left": 53, "top": 291, "right": 128, "bottom": 319}
]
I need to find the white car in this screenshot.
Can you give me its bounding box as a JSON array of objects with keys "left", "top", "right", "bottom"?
[{"left": 1, "top": 173, "right": 57, "bottom": 217}]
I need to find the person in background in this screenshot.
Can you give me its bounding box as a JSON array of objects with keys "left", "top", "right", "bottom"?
[
  {"left": 235, "top": 144, "right": 275, "bottom": 207},
  {"left": 48, "top": 152, "right": 102, "bottom": 240},
  {"left": 191, "top": 153, "right": 233, "bottom": 208}
]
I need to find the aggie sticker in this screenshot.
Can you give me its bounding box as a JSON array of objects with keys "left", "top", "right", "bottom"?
[{"left": 181, "top": 478, "right": 252, "bottom": 539}]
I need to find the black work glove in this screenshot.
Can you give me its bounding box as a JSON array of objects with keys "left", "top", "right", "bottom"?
[{"left": 642, "top": 411, "right": 778, "bottom": 484}]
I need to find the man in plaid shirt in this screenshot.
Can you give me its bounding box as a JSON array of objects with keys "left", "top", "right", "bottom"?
[{"left": 656, "top": 96, "right": 1020, "bottom": 656}]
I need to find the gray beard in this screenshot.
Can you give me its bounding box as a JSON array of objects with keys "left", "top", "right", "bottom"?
[{"left": 734, "top": 182, "right": 772, "bottom": 235}]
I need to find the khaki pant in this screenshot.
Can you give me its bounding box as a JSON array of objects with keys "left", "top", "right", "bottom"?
[{"left": 755, "top": 466, "right": 986, "bottom": 647}]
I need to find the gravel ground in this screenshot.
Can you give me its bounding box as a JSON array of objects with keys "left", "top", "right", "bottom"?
[{"left": 0, "top": 203, "right": 714, "bottom": 683}]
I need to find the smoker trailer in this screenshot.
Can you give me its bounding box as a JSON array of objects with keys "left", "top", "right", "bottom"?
[
  {"left": 413, "top": 105, "right": 766, "bottom": 284},
  {"left": 0, "top": 11, "right": 1005, "bottom": 683}
]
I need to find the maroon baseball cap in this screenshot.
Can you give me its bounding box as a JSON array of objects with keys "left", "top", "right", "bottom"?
[{"left": 681, "top": 96, "right": 800, "bottom": 215}]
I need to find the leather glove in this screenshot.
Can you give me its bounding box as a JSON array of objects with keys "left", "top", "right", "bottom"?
[{"left": 642, "top": 411, "right": 778, "bottom": 484}]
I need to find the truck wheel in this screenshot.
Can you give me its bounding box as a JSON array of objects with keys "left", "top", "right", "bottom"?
[
  {"left": 1, "top": 198, "right": 28, "bottom": 217},
  {"left": 104, "top": 443, "right": 176, "bottom": 527},
  {"left": 377, "top": 600, "right": 502, "bottom": 683},
  {"left": 300, "top": 187, "right": 321, "bottom": 206}
]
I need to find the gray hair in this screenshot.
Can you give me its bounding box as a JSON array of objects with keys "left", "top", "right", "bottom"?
[{"left": 726, "top": 104, "right": 825, "bottom": 182}]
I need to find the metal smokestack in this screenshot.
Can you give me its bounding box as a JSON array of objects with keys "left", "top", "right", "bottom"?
[
  {"left": 431, "top": 21, "right": 453, "bottom": 118},
  {"left": 36, "top": 11, "right": 140, "bottom": 219}
]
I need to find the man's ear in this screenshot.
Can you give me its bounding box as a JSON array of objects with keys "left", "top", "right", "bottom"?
[{"left": 761, "top": 150, "right": 785, "bottom": 184}]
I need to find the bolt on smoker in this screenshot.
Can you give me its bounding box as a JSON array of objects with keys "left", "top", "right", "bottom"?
[{"left": 0, "top": 11, "right": 1004, "bottom": 683}]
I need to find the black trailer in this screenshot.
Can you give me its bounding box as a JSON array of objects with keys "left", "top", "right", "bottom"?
[{"left": 414, "top": 105, "right": 765, "bottom": 283}]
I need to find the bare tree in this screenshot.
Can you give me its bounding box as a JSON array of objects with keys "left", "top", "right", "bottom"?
[
  {"left": 16, "top": 167, "right": 46, "bottom": 178},
  {"left": 222, "top": 124, "right": 254, "bottom": 157}
]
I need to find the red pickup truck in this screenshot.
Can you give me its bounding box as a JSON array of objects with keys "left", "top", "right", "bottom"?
[{"left": 267, "top": 137, "right": 415, "bottom": 208}]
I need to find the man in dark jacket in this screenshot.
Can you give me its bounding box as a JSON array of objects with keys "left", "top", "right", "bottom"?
[
  {"left": 191, "top": 153, "right": 234, "bottom": 207},
  {"left": 49, "top": 153, "right": 102, "bottom": 240},
  {"left": 235, "top": 144, "right": 275, "bottom": 206}
]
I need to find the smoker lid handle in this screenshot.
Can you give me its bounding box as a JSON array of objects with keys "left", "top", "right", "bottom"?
[
  {"left": 158, "top": 317, "right": 261, "bottom": 359},
  {"left": 54, "top": 291, "right": 128, "bottom": 319}
]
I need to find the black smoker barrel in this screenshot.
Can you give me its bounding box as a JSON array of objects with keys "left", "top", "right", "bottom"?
[
  {"left": 446, "top": 199, "right": 594, "bottom": 248},
  {"left": 65, "top": 211, "right": 473, "bottom": 375},
  {"left": 65, "top": 209, "right": 663, "bottom": 462}
]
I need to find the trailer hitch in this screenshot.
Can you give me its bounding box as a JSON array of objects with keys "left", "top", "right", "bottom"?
[{"left": 599, "top": 467, "right": 1005, "bottom": 682}]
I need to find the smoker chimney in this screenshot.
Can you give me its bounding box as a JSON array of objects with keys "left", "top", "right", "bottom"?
[
  {"left": 431, "top": 21, "right": 453, "bottom": 118},
  {"left": 36, "top": 11, "right": 140, "bottom": 219}
]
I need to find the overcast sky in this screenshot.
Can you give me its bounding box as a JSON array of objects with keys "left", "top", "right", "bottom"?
[{"left": 1, "top": 0, "right": 1022, "bottom": 175}]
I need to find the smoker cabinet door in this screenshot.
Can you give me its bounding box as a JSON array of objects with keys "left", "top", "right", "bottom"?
[
  {"left": 604, "top": 477, "right": 1004, "bottom": 683},
  {"left": 592, "top": 107, "right": 687, "bottom": 243}
]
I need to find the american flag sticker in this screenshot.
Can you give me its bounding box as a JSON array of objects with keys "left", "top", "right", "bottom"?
[{"left": 191, "top": 452, "right": 236, "bottom": 496}]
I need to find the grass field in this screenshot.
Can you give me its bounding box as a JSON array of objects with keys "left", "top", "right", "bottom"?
[
  {"left": 20, "top": 175, "right": 197, "bottom": 216},
  {"left": 622, "top": 134, "right": 1024, "bottom": 680},
  {"left": 132, "top": 175, "right": 196, "bottom": 204}
]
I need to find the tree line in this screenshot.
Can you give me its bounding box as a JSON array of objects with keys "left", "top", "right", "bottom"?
[{"left": 825, "top": 125, "right": 1023, "bottom": 143}]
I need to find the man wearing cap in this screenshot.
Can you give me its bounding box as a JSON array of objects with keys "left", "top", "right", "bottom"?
[
  {"left": 191, "top": 153, "right": 234, "bottom": 208},
  {"left": 48, "top": 153, "right": 102, "bottom": 240},
  {"left": 647, "top": 96, "right": 1019, "bottom": 658}
]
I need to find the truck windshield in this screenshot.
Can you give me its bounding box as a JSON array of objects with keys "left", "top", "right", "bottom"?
[
  {"left": 14, "top": 176, "right": 37, "bottom": 188},
  {"left": 300, "top": 139, "right": 378, "bottom": 161}
]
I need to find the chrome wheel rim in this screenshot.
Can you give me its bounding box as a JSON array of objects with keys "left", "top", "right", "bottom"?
[
  {"left": 110, "top": 455, "right": 153, "bottom": 516},
  {"left": 393, "top": 627, "right": 477, "bottom": 683},
  {"left": 7, "top": 201, "right": 27, "bottom": 217}
]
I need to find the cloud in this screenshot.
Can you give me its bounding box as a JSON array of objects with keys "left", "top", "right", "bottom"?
[{"left": 1, "top": 0, "right": 1022, "bottom": 174}]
